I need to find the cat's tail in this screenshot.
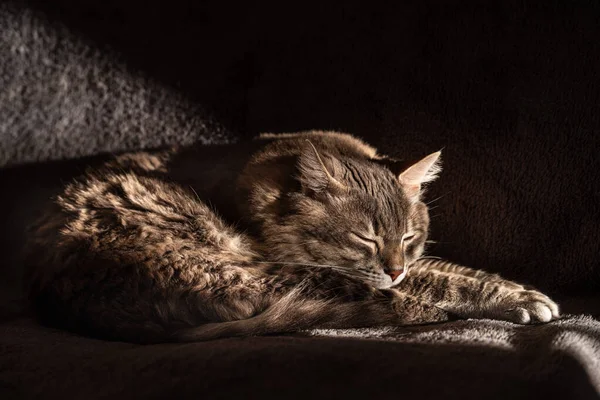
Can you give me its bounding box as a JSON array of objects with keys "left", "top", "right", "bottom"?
[{"left": 171, "top": 285, "right": 392, "bottom": 342}]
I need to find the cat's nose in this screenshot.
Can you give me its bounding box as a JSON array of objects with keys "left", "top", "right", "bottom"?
[{"left": 385, "top": 267, "right": 405, "bottom": 281}]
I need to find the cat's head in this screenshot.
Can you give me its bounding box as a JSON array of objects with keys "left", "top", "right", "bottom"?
[{"left": 257, "top": 140, "right": 441, "bottom": 289}]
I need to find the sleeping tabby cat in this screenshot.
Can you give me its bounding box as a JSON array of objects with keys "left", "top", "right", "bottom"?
[{"left": 25, "top": 131, "right": 560, "bottom": 343}]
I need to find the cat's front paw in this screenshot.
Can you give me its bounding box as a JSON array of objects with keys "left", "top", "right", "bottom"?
[{"left": 492, "top": 289, "right": 560, "bottom": 324}]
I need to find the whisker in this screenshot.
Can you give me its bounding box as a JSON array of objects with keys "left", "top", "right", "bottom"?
[
  {"left": 254, "top": 260, "right": 348, "bottom": 271},
  {"left": 294, "top": 241, "right": 321, "bottom": 247},
  {"left": 417, "top": 256, "right": 442, "bottom": 261},
  {"left": 255, "top": 261, "right": 379, "bottom": 284},
  {"left": 188, "top": 185, "right": 201, "bottom": 203},
  {"left": 425, "top": 192, "right": 450, "bottom": 206}
]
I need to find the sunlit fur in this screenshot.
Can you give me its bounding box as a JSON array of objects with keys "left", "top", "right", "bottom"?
[
  {"left": 237, "top": 132, "right": 434, "bottom": 289},
  {"left": 24, "top": 131, "right": 559, "bottom": 343},
  {"left": 263, "top": 162, "right": 426, "bottom": 287}
]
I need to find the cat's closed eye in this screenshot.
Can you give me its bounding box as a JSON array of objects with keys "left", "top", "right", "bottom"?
[
  {"left": 349, "top": 232, "right": 381, "bottom": 254},
  {"left": 402, "top": 232, "right": 415, "bottom": 242}
]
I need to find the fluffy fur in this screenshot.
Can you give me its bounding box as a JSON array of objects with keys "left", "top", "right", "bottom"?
[{"left": 24, "top": 132, "right": 559, "bottom": 343}]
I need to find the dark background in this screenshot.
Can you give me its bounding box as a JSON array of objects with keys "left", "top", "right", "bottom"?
[
  {"left": 2, "top": 0, "right": 600, "bottom": 300},
  {"left": 25, "top": 0, "right": 600, "bottom": 138}
]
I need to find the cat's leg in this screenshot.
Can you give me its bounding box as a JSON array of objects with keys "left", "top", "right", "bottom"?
[
  {"left": 276, "top": 267, "right": 454, "bottom": 327},
  {"left": 396, "top": 260, "right": 560, "bottom": 324},
  {"left": 175, "top": 267, "right": 454, "bottom": 341},
  {"left": 415, "top": 257, "right": 522, "bottom": 289}
]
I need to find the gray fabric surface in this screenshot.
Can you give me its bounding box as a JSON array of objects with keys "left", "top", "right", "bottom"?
[
  {"left": 0, "top": 1, "right": 232, "bottom": 167},
  {"left": 1, "top": 314, "right": 600, "bottom": 399}
]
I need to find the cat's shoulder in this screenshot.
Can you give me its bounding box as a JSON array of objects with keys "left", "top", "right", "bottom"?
[{"left": 256, "top": 130, "right": 380, "bottom": 160}]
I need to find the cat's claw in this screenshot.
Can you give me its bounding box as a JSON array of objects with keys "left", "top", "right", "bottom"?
[{"left": 497, "top": 290, "right": 560, "bottom": 324}]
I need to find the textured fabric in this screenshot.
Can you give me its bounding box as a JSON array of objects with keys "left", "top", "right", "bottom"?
[
  {"left": 1, "top": 0, "right": 600, "bottom": 399},
  {"left": 0, "top": 2, "right": 232, "bottom": 167},
  {"left": 1, "top": 314, "right": 600, "bottom": 399}
]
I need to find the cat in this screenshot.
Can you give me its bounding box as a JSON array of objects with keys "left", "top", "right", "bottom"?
[{"left": 24, "top": 131, "right": 560, "bottom": 343}]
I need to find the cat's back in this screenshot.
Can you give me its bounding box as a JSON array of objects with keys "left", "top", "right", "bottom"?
[{"left": 256, "top": 131, "right": 380, "bottom": 162}]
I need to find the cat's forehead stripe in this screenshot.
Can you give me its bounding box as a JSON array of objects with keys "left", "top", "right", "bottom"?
[
  {"left": 337, "top": 160, "right": 411, "bottom": 236},
  {"left": 380, "top": 192, "right": 406, "bottom": 235},
  {"left": 345, "top": 162, "right": 376, "bottom": 197}
]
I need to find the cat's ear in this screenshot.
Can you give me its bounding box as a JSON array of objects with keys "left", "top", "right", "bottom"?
[
  {"left": 298, "top": 140, "right": 347, "bottom": 196},
  {"left": 397, "top": 151, "right": 442, "bottom": 200}
]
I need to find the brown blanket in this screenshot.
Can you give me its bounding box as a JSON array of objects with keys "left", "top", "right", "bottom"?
[{"left": 1, "top": 312, "right": 600, "bottom": 399}]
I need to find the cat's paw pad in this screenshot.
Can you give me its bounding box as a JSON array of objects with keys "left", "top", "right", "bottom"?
[{"left": 498, "top": 290, "right": 560, "bottom": 324}]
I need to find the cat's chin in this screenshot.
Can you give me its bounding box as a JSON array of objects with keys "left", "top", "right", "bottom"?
[{"left": 374, "top": 269, "right": 408, "bottom": 289}]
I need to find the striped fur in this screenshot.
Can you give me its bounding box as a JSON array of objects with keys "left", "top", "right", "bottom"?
[{"left": 24, "top": 131, "right": 559, "bottom": 343}]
